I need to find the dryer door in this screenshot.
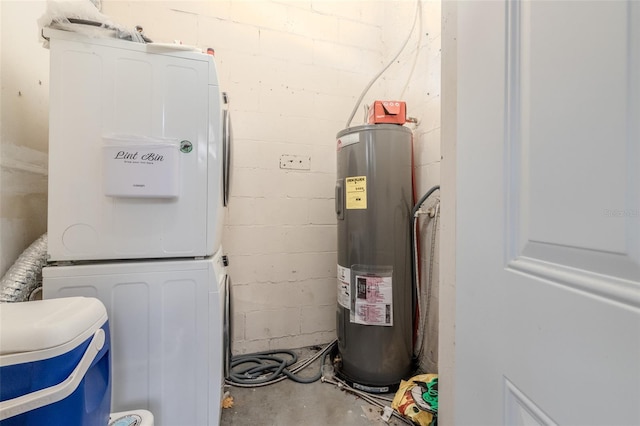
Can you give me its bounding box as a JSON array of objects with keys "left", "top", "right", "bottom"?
[
  {"left": 223, "top": 274, "right": 232, "bottom": 379},
  {"left": 222, "top": 94, "right": 233, "bottom": 207}
]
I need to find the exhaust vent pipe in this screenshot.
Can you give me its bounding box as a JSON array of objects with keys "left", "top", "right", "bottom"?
[{"left": 0, "top": 234, "right": 48, "bottom": 302}]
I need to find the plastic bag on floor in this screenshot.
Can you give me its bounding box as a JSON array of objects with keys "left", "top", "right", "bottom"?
[{"left": 391, "top": 373, "right": 438, "bottom": 426}]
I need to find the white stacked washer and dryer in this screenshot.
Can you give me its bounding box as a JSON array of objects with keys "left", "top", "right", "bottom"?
[{"left": 41, "top": 28, "right": 232, "bottom": 426}]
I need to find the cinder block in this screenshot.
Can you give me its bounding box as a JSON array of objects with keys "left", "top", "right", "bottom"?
[
  {"left": 197, "top": 17, "right": 260, "bottom": 56},
  {"left": 414, "top": 162, "right": 441, "bottom": 197},
  {"left": 422, "top": 127, "right": 442, "bottom": 166},
  {"left": 279, "top": 63, "right": 341, "bottom": 96},
  {"left": 245, "top": 307, "right": 301, "bottom": 340},
  {"left": 300, "top": 304, "right": 336, "bottom": 333},
  {"left": 232, "top": 110, "right": 283, "bottom": 142},
  {"left": 283, "top": 116, "right": 331, "bottom": 142},
  {"left": 232, "top": 339, "right": 268, "bottom": 355},
  {"left": 338, "top": 19, "right": 380, "bottom": 48},
  {"left": 287, "top": 6, "right": 339, "bottom": 43},
  {"left": 298, "top": 278, "right": 338, "bottom": 306},
  {"left": 268, "top": 331, "right": 336, "bottom": 351},
  {"left": 311, "top": 144, "right": 337, "bottom": 174},
  {"left": 309, "top": 198, "right": 336, "bottom": 225},
  {"left": 258, "top": 197, "right": 310, "bottom": 226},
  {"left": 219, "top": 52, "right": 270, "bottom": 86},
  {"left": 233, "top": 312, "right": 245, "bottom": 341},
  {"left": 231, "top": 139, "right": 265, "bottom": 170},
  {"left": 287, "top": 252, "right": 337, "bottom": 280},
  {"left": 308, "top": 173, "right": 336, "bottom": 198},
  {"left": 260, "top": 29, "right": 314, "bottom": 64},
  {"left": 259, "top": 85, "right": 313, "bottom": 115},
  {"left": 225, "top": 82, "right": 260, "bottom": 113},
  {"left": 239, "top": 281, "right": 309, "bottom": 310},
  {"left": 226, "top": 197, "right": 257, "bottom": 226},
  {"left": 225, "top": 254, "right": 257, "bottom": 285},
  {"left": 284, "top": 225, "right": 336, "bottom": 253},
  {"left": 359, "top": 3, "right": 387, "bottom": 26},
  {"left": 230, "top": 168, "right": 284, "bottom": 198},
  {"left": 422, "top": 97, "right": 441, "bottom": 133},
  {"left": 229, "top": 0, "right": 289, "bottom": 31},
  {"left": 311, "top": 1, "right": 363, "bottom": 21},
  {"left": 231, "top": 225, "right": 290, "bottom": 255},
  {"left": 313, "top": 40, "right": 365, "bottom": 72},
  {"left": 313, "top": 92, "right": 357, "bottom": 122}
]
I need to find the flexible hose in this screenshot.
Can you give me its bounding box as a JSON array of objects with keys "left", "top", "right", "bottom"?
[
  {"left": 226, "top": 340, "right": 337, "bottom": 387},
  {"left": 415, "top": 201, "right": 440, "bottom": 367},
  {"left": 345, "top": 0, "right": 421, "bottom": 128},
  {"left": 411, "top": 186, "right": 440, "bottom": 361},
  {"left": 0, "top": 234, "right": 48, "bottom": 303}
]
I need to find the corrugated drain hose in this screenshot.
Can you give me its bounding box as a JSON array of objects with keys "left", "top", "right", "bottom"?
[
  {"left": 227, "top": 340, "right": 337, "bottom": 387},
  {"left": 0, "top": 234, "right": 48, "bottom": 303}
]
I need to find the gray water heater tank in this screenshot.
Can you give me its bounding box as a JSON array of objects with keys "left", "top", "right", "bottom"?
[{"left": 335, "top": 124, "right": 413, "bottom": 392}]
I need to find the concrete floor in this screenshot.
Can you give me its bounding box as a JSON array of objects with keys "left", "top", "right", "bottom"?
[
  {"left": 221, "top": 347, "right": 408, "bottom": 426},
  {"left": 221, "top": 378, "right": 406, "bottom": 426}
]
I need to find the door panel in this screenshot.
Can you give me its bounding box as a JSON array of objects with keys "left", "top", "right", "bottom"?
[
  {"left": 506, "top": 0, "right": 640, "bottom": 281},
  {"left": 456, "top": 1, "right": 640, "bottom": 424}
]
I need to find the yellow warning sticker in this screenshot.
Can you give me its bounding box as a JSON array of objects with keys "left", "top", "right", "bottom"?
[{"left": 346, "top": 176, "right": 367, "bottom": 209}]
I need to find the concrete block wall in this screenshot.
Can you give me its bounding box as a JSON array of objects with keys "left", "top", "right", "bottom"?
[
  {"left": 100, "top": 0, "right": 387, "bottom": 353},
  {"left": 0, "top": 1, "right": 441, "bottom": 357}
]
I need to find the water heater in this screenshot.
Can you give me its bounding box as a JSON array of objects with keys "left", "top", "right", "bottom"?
[{"left": 335, "top": 124, "right": 413, "bottom": 392}]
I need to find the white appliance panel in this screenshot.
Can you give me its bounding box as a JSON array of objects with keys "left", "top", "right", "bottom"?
[
  {"left": 46, "top": 29, "right": 224, "bottom": 261},
  {"left": 42, "top": 255, "right": 227, "bottom": 426}
]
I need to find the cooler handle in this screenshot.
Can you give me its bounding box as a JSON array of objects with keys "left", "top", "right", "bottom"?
[{"left": 0, "top": 328, "right": 106, "bottom": 421}]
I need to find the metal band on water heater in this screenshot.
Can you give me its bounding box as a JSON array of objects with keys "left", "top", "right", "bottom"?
[{"left": 335, "top": 124, "right": 413, "bottom": 391}]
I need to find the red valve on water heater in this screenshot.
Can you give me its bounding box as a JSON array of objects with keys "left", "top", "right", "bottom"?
[{"left": 367, "top": 100, "right": 407, "bottom": 125}]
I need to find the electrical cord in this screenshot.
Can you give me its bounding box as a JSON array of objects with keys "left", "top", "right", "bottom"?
[
  {"left": 399, "top": 0, "right": 423, "bottom": 100},
  {"left": 226, "top": 340, "right": 337, "bottom": 387},
  {"left": 345, "top": 0, "right": 421, "bottom": 128}
]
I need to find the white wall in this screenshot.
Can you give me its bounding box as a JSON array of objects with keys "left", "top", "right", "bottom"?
[
  {"left": 0, "top": 1, "right": 49, "bottom": 278},
  {"left": 0, "top": 0, "right": 442, "bottom": 359}
]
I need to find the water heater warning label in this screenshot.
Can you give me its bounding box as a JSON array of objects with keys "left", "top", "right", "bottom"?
[
  {"left": 353, "top": 275, "right": 393, "bottom": 326},
  {"left": 337, "top": 265, "right": 350, "bottom": 309},
  {"left": 345, "top": 176, "right": 367, "bottom": 209}
]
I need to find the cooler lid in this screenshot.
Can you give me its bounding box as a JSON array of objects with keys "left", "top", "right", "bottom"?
[{"left": 0, "top": 297, "right": 107, "bottom": 356}]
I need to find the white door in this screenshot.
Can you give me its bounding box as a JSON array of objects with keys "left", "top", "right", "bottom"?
[{"left": 455, "top": 1, "right": 640, "bottom": 425}]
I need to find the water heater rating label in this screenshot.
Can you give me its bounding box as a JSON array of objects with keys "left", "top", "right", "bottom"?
[
  {"left": 353, "top": 275, "right": 392, "bottom": 326},
  {"left": 345, "top": 176, "right": 367, "bottom": 209}
]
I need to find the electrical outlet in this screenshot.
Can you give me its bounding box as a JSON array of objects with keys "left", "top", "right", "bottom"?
[{"left": 279, "top": 154, "right": 310, "bottom": 170}]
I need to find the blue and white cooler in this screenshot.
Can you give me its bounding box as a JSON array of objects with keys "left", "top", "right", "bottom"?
[{"left": 0, "top": 297, "right": 111, "bottom": 425}]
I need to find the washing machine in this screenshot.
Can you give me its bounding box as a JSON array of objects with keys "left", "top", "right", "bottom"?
[{"left": 43, "top": 250, "right": 230, "bottom": 426}]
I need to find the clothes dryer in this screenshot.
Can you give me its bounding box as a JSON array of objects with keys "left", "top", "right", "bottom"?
[{"left": 45, "top": 28, "right": 229, "bottom": 261}]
